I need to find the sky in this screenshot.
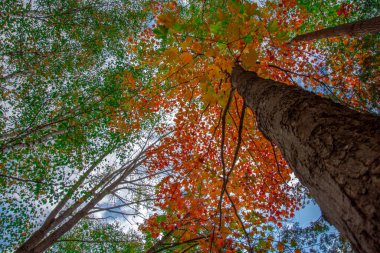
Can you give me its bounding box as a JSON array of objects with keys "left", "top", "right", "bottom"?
[{"left": 294, "top": 201, "right": 321, "bottom": 227}]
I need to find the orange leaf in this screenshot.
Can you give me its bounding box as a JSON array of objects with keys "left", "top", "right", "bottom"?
[
  {"left": 216, "top": 239, "right": 224, "bottom": 248},
  {"left": 277, "top": 242, "right": 284, "bottom": 252},
  {"left": 181, "top": 52, "right": 193, "bottom": 64}
]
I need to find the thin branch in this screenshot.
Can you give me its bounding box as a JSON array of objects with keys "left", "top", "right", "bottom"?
[
  {"left": 270, "top": 142, "right": 290, "bottom": 186},
  {"left": 0, "top": 173, "right": 44, "bottom": 184},
  {"left": 56, "top": 239, "right": 129, "bottom": 244},
  {"left": 226, "top": 102, "right": 246, "bottom": 180},
  {"left": 226, "top": 189, "right": 253, "bottom": 253},
  {"left": 217, "top": 88, "right": 235, "bottom": 229}
]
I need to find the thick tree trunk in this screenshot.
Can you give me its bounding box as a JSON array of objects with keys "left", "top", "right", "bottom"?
[
  {"left": 291, "top": 16, "right": 380, "bottom": 42},
  {"left": 231, "top": 65, "right": 380, "bottom": 253}
]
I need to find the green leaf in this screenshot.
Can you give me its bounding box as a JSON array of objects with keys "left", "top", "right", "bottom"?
[
  {"left": 276, "top": 31, "right": 289, "bottom": 41},
  {"left": 172, "top": 23, "right": 185, "bottom": 32},
  {"left": 156, "top": 215, "right": 167, "bottom": 223},
  {"left": 210, "top": 22, "right": 223, "bottom": 34},
  {"left": 267, "top": 20, "right": 279, "bottom": 33},
  {"left": 244, "top": 35, "right": 253, "bottom": 43},
  {"left": 153, "top": 25, "right": 169, "bottom": 40}
]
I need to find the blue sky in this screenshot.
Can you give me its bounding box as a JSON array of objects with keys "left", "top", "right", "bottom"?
[{"left": 294, "top": 201, "right": 321, "bottom": 227}]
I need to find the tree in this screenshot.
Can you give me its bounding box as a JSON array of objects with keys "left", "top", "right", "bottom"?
[
  {"left": 291, "top": 16, "right": 380, "bottom": 42},
  {"left": 135, "top": 1, "right": 379, "bottom": 252},
  {"left": 0, "top": 0, "right": 150, "bottom": 152},
  {"left": 2, "top": 0, "right": 379, "bottom": 252},
  {"left": 231, "top": 64, "right": 379, "bottom": 253},
  {"left": 0, "top": 1, "right": 165, "bottom": 252},
  {"left": 0, "top": 0, "right": 147, "bottom": 84},
  {"left": 15, "top": 133, "right": 164, "bottom": 252},
  {"left": 48, "top": 219, "right": 144, "bottom": 252},
  {"left": 293, "top": 0, "right": 380, "bottom": 112}
]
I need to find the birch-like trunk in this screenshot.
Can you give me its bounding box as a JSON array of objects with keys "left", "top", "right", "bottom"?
[
  {"left": 291, "top": 16, "right": 380, "bottom": 42},
  {"left": 15, "top": 151, "right": 146, "bottom": 253},
  {"left": 231, "top": 65, "right": 380, "bottom": 253}
]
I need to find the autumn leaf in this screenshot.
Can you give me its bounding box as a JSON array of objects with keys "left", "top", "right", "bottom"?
[
  {"left": 241, "top": 49, "right": 259, "bottom": 68},
  {"left": 157, "top": 13, "right": 177, "bottom": 28},
  {"left": 277, "top": 242, "right": 284, "bottom": 252},
  {"left": 180, "top": 52, "right": 193, "bottom": 64}
]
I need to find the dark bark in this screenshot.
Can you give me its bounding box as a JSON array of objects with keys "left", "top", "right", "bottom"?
[
  {"left": 291, "top": 16, "right": 380, "bottom": 42},
  {"left": 231, "top": 65, "right": 380, "bottom": 253}
]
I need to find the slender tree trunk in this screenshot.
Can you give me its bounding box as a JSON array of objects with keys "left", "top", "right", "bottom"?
[
  {"left": 15, "top": 152, "right": 145, "bottom": 253},
  {"left": 291, "top": 16, "right": 380, "bottom": 42},
  {"left": 231, "top": 65, "right": 380, "bottom": 253},
  {"left": 14, "top": 130, "right": 171, "bottom": 253},
  {"left": 15, "top": 146, "right": 117, "bottom": 252}
]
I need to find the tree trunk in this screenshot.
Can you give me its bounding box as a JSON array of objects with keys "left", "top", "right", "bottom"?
[
  {"left": 16, "top": 152, "right": 146, "bottom": 253},
  {"left": 14, "top": 146, "right": 117, "bottom": 253},
  {"left": 231, "top": 65, "right": 380, "bottom": 253},
  {"left": 291, "top": 16, "right": 380, "bottom": 42}
]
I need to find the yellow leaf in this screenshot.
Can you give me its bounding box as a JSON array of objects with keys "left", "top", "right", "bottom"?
[
  {"left": 180, "top": 37, "right": 192, "bottom": 50},
  {"left": 242, "top": 49, "right": 258, "bottom": 68},
  {"left": 165, "top": 47, "right": 178, "bottom": 59},
  {"left": 208, "top": 65, "right": 220, "bottom": 79}
]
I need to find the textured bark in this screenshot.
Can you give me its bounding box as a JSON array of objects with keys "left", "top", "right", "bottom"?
[
  {"left": 231, "top": 65, "right": 380, "bottom": 253},
  {"left": 291, "top": 16, "right": 380, "bottom": 42}
]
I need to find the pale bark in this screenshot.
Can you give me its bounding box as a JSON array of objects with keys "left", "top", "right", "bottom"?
[
  {"left": 15, "top": 145, "right": 118, "bottom": 252},
  {"left": 291, "top": 16, "right": 380, "bottom": 42},
  {"left": 29, "top": 159, "right": 144, "bottom": 253},
  {"left": 15, "top": 130, "right": 169, "bottom": 252},
  {"left": 15, "top": 147, "right": 146, "bottom": 253},
  {"left": 231, "top": 65, "right": 380, "bottom": 253}
]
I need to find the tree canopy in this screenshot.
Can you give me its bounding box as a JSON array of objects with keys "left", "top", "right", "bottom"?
[{"left": 1, "top": 0, "right": 378, "bottom": 252}]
